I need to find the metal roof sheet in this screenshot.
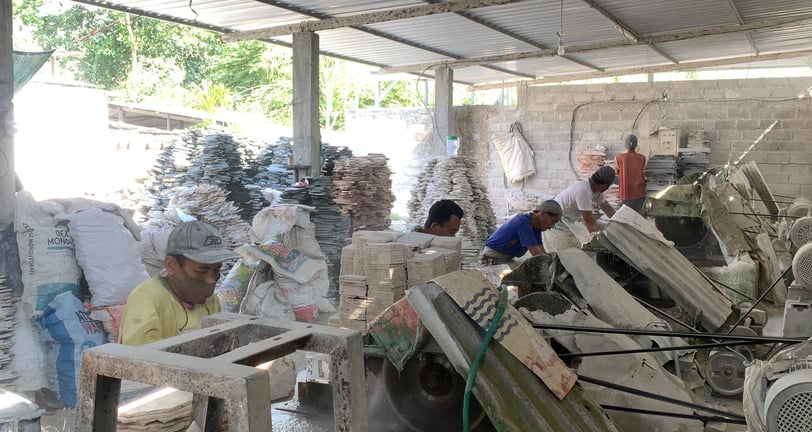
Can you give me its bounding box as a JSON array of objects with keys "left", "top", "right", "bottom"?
[{"left": 72, "top": 0, "right": 812, "bottom": 87}]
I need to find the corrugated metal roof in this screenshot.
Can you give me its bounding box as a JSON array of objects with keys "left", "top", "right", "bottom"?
[{"left": 73, "top": 0, "right": 812, "bottom": 87}]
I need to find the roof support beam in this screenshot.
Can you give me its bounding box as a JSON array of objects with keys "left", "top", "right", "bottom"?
[
  {"left": 378, "top": 15, "right": 812, "bottom": 74},
  {"left": 428, "top": 0, "right": 603, "bottom": 72},
  {"left": 724, "top": 0, "right": 759, "bottom": 55},
  {"left": 581, "top": 0, "right": 638, "bottom": 43},
  {"left": 647, "top": 43, "right": 679, "bottom": 64},
  {"left": 581, "top": 0, "right": 676, "bottom": 64},
  {"left": 560, "top": 55, "right": 604, "bottom": 72},
  {"left": 249, "top": 0, "right": 532, "bottom": 80},
  {"left": 470, "top": 49, "right": 812, "bottom": 90},
  {"left": 221, "top": 0, "right": 528, "bottom": 42}
]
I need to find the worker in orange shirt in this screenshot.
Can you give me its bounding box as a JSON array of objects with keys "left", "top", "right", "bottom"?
[{"left": 615, "top": 134, "right": 647, "bottom": 213}]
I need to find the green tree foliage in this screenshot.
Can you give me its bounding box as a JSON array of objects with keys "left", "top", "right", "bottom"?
[
  {"left": 13, "top": 1, "right": 427, "bottom": 130},
  {"left": 15, "top": 1, "right": 219, "bottom": 90}
]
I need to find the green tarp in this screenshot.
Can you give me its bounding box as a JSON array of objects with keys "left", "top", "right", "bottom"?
[{"left": 13, "top": 50, "right": 54, "bottom": 94}]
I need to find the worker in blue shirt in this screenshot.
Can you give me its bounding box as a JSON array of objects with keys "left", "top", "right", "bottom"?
[{"left": 478, "top": 200, "right": 562, "bottom": 267}]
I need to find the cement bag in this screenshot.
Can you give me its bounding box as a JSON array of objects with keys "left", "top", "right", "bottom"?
[
  {"left": 9, "top": 304, "right": 49, "bottom": 392},
  {"left": 217, "top": 260, "right": 257, "bottom": 313},
  {"left": 135, "top": 224, "right": 175, "bottom": 277},
  {"left": 240, "top": 273, "right": 296, "bottom": 321},
  {"left": 14, "top": 191, "right": 82, "bottom": 316},
  {"left": 58, "top": 207, "right": 150, "bottom": 308},
  {"left": 88, "top": 304, "right": 127, "bottom": 343},
  {"left": 493, "top": 122, "right": 536, "bottom": 183},
  {"left": 276, "top": 274, "right": 319, "bottom": 322},
  {"left": 40, "top": 291, "right": 106, "bottom": 408}
]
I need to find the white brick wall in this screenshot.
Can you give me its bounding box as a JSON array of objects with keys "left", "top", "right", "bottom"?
[{"left": 348, "top": 77, "right": 812, "bottom": 218}]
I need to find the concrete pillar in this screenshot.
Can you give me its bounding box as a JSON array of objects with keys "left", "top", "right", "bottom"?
[
  {"left": 434, "top": 67, "right": 453, "bottom": 152},
  {"left": 292, "top": 32, "right": 321, "bottom": 179},
  {"left": 0, "top": 0, "right": 14, "bottom": 223}
]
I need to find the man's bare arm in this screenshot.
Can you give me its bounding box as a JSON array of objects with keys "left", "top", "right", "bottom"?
[
  {"left": 581, "top": 210, "right": 599, "bottom": 233},
  {"left": 527, "top": 245, "right": 546, "bottom": 256},
  {"left": 599, "top": 201, "right": 616, "bottom": 218}
]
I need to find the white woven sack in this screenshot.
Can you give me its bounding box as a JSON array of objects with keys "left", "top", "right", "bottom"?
[{"left": 493, "top": 122, "right": 537, "bottom": 183}]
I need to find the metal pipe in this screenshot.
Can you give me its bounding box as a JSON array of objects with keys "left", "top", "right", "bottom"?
[
  {"left": 726, "top": 211, "right": 803, "bottom": 218},
  {"left": 531, "top": 323, "right": 806, "bottom": 343},
  {"left": 578, "top": 375, "right": 745, "bottom": 421},
  {"left": 600, "top": 405, "right": 747, "bottom": 425},
  {"left": 748, "top": 198, "right": 795, "bottom": 205},
  {"left": 559, "top": 340, "right": 763, "bottom": 359},
  {"left": 703, "top": 276, "right": 757, "bottom": 301},
  {"left": 633, "top": 297, "right": 703, "bottom": 333}
]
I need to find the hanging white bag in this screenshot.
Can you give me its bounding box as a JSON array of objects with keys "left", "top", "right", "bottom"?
[{"left": 493, "top": 121, "right": 537, "bottom": 183}]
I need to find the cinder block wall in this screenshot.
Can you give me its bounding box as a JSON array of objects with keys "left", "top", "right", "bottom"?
[
  {"left": 347, "top": 77, "right": 812, "bottom": 219},
  {"left": 462, "top": 77, "right": 812, "bottom": 217}
]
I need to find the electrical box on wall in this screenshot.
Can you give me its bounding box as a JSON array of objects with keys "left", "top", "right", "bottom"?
[{"left": 657, "top": 129, "right": 681, "bottom": 156}]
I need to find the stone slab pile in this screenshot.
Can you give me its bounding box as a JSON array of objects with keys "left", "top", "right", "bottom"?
[
  {"left": 678, "top": 129, "right": 710, "bottom": 178},
  {"left": 407, "top": 157, "right": 497, "bottom": 268},
  {"left": 332, "top": 154, "right": 395, "bottom": 232}
]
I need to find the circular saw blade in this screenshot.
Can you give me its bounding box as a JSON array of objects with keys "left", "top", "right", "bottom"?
[{"left": 382, "top": 354, "right": 486, "bottom": 432}]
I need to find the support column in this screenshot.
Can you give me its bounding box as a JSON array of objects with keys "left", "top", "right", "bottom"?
[
  {"left": 292, "top": 32, "right": 321, "bottom": 180},
  {"left": 1, "top": 0, "right": 15, "bottom": 223},
  {"left": 434, "top": 67, "right": 453, "bottom": 154}
]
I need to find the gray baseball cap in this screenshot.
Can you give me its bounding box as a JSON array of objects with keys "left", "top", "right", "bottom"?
[
  {"left": 534, "top": 199, "right": 562, "bottom": 215},
  {"left": 165, "top": 221, "right": 239, "bottom": 264}
]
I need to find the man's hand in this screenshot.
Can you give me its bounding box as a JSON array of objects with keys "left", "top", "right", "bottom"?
[{"left": 527, "top": 245, "right": 546, "bottom": 256}]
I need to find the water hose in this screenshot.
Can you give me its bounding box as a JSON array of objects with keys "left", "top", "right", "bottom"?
[{"left": 463, "top": 285, "right": 507, "bottom": 432}]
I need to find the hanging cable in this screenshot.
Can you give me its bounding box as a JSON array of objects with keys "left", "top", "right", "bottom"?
[
  {"left": 557, "top": 0, "right": 565, "bottom": 55},
  {"left": 188, "top": 0, "right": 199, "bottom": 21}
]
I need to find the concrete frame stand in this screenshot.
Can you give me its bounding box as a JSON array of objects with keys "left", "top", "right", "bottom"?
[{"left": 76, "top": 313, "right": 368, "bottom": 432}]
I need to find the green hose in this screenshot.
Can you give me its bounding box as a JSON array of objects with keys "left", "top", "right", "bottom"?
[{"left": 463, "top": 285, "right": 508, "bottom": 432}]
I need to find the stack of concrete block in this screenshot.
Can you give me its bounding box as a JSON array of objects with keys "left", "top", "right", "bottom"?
[
  {"left": 337, "top": 230, "right": 461, "bottom": 332},
  {"left": 406, "top": 246, "right": 461, "bottom": 283}
]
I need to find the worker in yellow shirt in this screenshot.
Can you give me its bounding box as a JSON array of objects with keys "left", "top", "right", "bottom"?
[{"left": 119, "top": 220, "right": 239, "bottom": 346}]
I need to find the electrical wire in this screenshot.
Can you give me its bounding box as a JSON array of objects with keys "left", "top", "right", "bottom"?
[{"left": 414, "top": 64, "right": 446, "bottom": 151}]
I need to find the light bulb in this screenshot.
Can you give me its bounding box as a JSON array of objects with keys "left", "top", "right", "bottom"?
[{"left": 557, "top": 33, "right": 565, "bottom": 56}]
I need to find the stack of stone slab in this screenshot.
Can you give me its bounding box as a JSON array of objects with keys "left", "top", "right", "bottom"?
[
  {"left": 0, "top": 280, "right": 13, "bottom": 385},
  {"left": 677, "top": 129, "right": 710, "bottom": 178},
  {"left": 337, "top": 230, "right": 461, "bottom": 333},
  {"left": 576, "top": 146, "right": 607, "bottom": 179},
  {"left": 407, "top": 157, "right": 496, "bottom": 268},
  {"left": 332, "top": 154, "right": 395, "bottom": 232}
]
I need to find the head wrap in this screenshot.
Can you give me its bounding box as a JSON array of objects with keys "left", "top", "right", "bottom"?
[
  {"left": 534, "top": 199, "right": 562, "bottom": 215},
  {"left": 590, "top": 166, "right": 616, "bottom": 185},
  {"left": 624, "top": 134, "right": 638, "bottom": 150}
]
